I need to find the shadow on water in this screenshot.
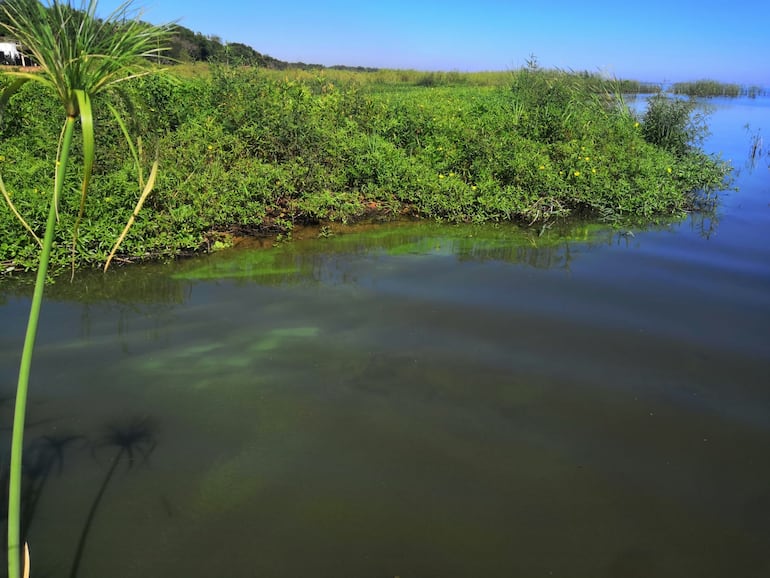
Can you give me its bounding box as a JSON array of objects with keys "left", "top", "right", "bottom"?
[
  {"left": 0, "top": 408, "right": 158, "bottom": 578},
  {"left": 21, "top": 433, "right": 83, "bottom": 544},
  {"left": 68, "top": 417, "right": 157, "bottom": 578}
]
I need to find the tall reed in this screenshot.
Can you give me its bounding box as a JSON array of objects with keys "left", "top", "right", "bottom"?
[{"left": 0, "top": 2, "right": 171, "bottom": 577}]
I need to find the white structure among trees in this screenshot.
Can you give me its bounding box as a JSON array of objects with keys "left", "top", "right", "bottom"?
[{"left": 0, "top": 40, "right": 27, "bottom": 66}]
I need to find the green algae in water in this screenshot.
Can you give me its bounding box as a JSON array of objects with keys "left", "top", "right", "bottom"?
[
  {"left": 251, "top": 326, "right": 321, "bottom": 352},
  {"left": 172, "top": 220, "right": 624, "bottom": 283},
  {"left": 194, "top": 450, "right": 270, "bottom": 514},
  {"left": 137, "top": 326, "right": 321, "bottom": 386},
  {"left": 172, "top": 244, "right": 302, "bottom": 281}
]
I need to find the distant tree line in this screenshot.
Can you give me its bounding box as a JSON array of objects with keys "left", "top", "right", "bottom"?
[
  {"left": 166, "top": 25, "right": 284, "bottom": 66},
  {"left": 0, "top": 3, "right": 375, "bottom": 72},
  {"left": 166, "top": 23, "right": 379, "bottom": 71}
]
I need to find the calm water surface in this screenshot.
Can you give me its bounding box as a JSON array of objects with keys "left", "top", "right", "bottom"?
[{"left": 1, "top": 97, "right": 769, "bottom": 577}]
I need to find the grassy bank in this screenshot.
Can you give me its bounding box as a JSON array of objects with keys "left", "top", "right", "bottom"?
[{"left": 1, "top": 65, "right": 730, "bottom": 272}]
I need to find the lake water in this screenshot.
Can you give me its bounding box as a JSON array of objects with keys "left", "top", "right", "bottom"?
[{"left": 1, "top": 96, "right": 769, "bottom": 577}]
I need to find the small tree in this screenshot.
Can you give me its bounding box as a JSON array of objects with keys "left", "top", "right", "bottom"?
[
  {"left": 641, "top": 93, "right": 709, "bottom": 157},
  {"left": 0, "top": 2, "right": 172, "bottom": 577}
]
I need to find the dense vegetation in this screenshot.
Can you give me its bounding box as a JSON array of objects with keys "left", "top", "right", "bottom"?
[
  {"left": 0, "top": 64, "right": 731, "bottom": 272},
  {"left": 672, "top": 79, "right": 766, "bottom": 98}
]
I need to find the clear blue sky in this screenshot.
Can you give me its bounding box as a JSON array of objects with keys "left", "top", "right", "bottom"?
[{"left": 100, "top": 0, "right": 768, "bottom": 84}]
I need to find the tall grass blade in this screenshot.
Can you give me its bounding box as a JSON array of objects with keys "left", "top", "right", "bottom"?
[
  {"left": 0, "top": 173, "right": 42, "bottom": 246},
  {"left": 104, "top": 155, "right": 158, "bottom": 271},
  {"left": 70, "top": 89, "right": 95, "bottom": 279}
]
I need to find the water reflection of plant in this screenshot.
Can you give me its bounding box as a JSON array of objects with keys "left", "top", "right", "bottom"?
[{"left": 689, "top": 209, "right": 720, "bottom": 240}]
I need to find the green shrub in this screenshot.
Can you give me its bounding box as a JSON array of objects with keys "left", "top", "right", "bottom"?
[
  {"left": 640, "top": 94, "right": 708, "bottom": 157},
  {"left": 1, "top": 67, "right": 731, "bottom": 272}
]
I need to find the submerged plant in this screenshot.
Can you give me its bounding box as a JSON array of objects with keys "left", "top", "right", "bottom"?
[{"left": 0, "top": 1, "right": 171, "bottom": 576}]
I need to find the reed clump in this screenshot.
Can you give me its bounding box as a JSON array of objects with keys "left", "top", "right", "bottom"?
[{"left": 672, "top": 79, "right": 741, "bottom": 97}]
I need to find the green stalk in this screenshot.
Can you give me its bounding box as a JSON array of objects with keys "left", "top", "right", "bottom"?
[
  {"left": 7, "top": 115, "right": 76, "bottom": 578},
  {"left": 2, "top": 3, "right": 172, "bottom": 574}
]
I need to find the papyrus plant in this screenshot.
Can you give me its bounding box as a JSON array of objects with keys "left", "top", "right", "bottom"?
[{"left": 0, "top": 2, "right": 171, "bottom": 576}]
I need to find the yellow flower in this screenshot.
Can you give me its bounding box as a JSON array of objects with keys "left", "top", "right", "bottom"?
[
  {"left": 207, "top": 145, "right": 213, "bottom": 151},
  {"left": 592, "top": 168, "right": 596, "bottom": 174},
  {"left": 471, "top": 185, "right": 477, "bottom": 191},
  {"left": 0, "top": 155, "right": 5, "bottom": 162},
  {"left": 634, "top": 122, "right": 640, "bottom": 128},
  {"left": 574, "top": 171, "right": 580, "bottom": 177},
  {"left": 667, "top": 167, "right": 672, "bottom": 173},
  {"left": 584, "top": 156, "right": 590, "bottom": 161},
  {"left": 438, "top": 174, "right": 445, "bottom": 179},
  {"left": 538, "top": 165, "right": 545, "bottom": 170}
]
